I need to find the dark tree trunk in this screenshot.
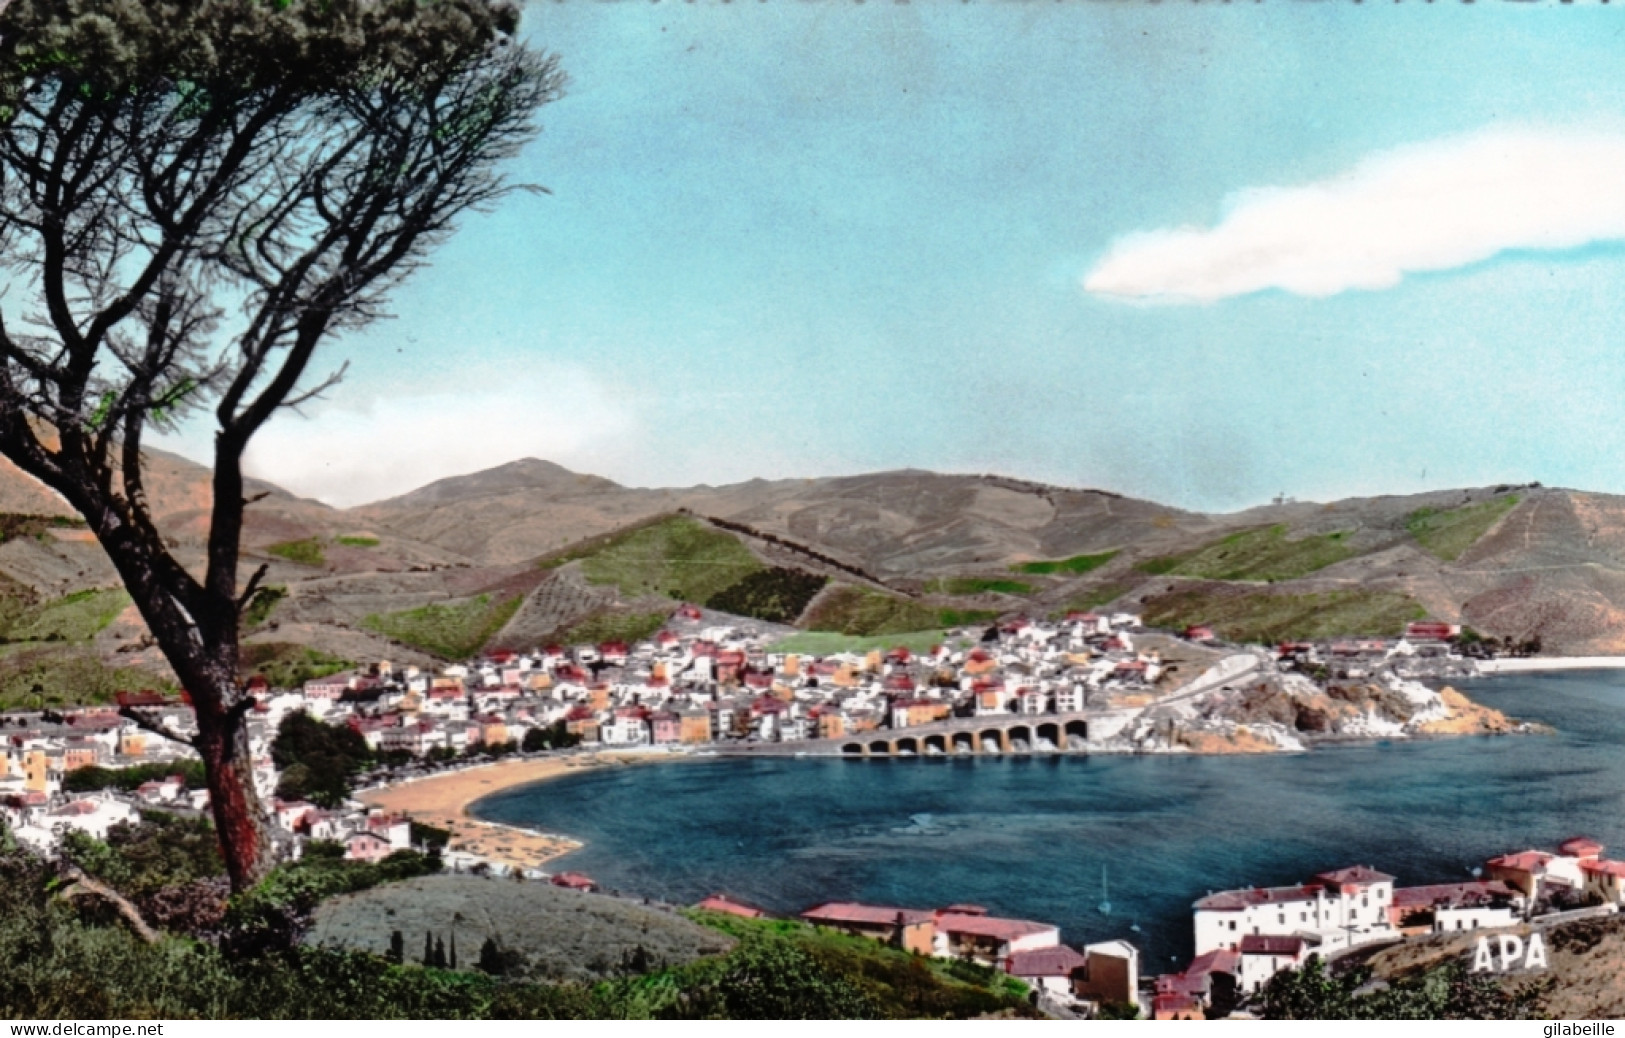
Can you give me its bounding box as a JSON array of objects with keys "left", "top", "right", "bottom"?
[{"left": 194, "top": 685, "right": 271, "bottom": 891}]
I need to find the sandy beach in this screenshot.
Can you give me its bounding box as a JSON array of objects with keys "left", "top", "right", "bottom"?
[{"left": 358, "top": 755, "right": 613, "bottom": 872}]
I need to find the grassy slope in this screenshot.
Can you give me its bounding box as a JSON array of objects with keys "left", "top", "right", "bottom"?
[
  {"left": 1054, "top": 582, "right": 1137, "bottom": 617},
  {"left": 803, "top": 585, "right": 945, "bottom": 637},
  {"left": 688, "top": 913, "right": 1031, "bottom": 1018},
  {"left": 1138, "top": 524, "right": 1358, "bottom": 582},
  {"left": 8, "top": 588, "right": 130, "bottom": 641},
  {"left": 310, "top": 875, "right": 734, "bottom": 984},
  {"left": 362, "top": 594, "right": 524, "bottom": 660},
  {"left": 1013, "top": 550, "right": 1119, "bottom": 576},
  {"left": 267, "top": 537, "right": 326, "bottom": 566},
  {"left": 548, "top": 515, "right": 763, "bottom": 603},
  {"left": 0, "top": 578, "right": 168, "bottom": 708},
  {"left": 557, "top": 610, "right": 671, "bottom": 647},
  {"left": 1407, "top": 495, "right": 1520, "bottom": 561},
  {"left": 924, "top": 577, "right": 1033, "bottom": 596},
  {"left": 771, "top": 629, "right": 963, "bottom": 655},
  {"left": 240, "top": 642, "right": 352, "bottom": 689},
  {"left": 1142, "top": 587, "right": 1426, "bottom": 643}
]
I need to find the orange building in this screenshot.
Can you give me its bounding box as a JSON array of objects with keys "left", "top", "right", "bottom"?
[
  {"left": 63, "top": 742, "right": 99, "bottom": 772},
  {"left": 23, "top": 749, "right": 50, "bottom": 793},
  {"left": 817, "top": 712, "right": 846, "bottom": 740}
]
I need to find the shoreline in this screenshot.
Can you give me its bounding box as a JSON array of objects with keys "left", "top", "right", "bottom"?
[{"left": 357, "top": 751, "right": 682, "bottom": 872}]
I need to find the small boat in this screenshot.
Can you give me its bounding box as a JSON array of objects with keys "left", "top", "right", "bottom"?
[
  {"left": 1097, "top": 864, "right": 1112, "bottom": 915},
  {"left": 1130, "top": 919, "right": 1142, "bottom": 933}
]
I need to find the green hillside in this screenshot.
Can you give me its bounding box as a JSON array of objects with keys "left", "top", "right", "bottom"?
[
  {"left": 1142, "top": 587, "right": 1426, "bottom": 643},
  {"left": 1407, "top": 495, "right": 1520, "bottom": 561},
  {"left": 1137, "top": 525, "right": 1358, "bottom": 582},
  {"left": 363, "top": 594, "right": 524, "bottom": 660}
]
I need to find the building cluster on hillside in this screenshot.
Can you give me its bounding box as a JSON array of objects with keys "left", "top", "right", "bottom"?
[
  {"left": 0, "top": 608, "right": 1164, "bottom": 858},
  {"left": 295, "top": 607, "right": 1160, "bottom": 754},
  {"left": 690, "top": 893, "right": 1141, "bottom": 1016},
  {"left": 1153, "top": 835, "right": 1625, "bottom": 1020},
  {"left": 0, "top": 607, "right": 1504, "bottom": 864}
]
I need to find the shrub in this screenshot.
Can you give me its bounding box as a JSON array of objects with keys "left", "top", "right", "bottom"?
[{"left": 266, "top": 538, "right": 325, "bottom": 566}]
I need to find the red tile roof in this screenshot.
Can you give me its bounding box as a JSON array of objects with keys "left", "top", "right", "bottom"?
[
  {"left": 1194, "top": 885, "right": 1322, "bottom": 911},
  {"left": 1392, "top": 881, "right": 1515, "bottom": 910},
  {"left": 1579, "top": 859, "right": 1625, "bottom": 880},
  {"left": 1238, "top": 935, "right": 1305, "bottom": 957},
  {"left": 935, "top": 912, "right": 1055, "bottom": 942},
  {"left": 1006, "top": 945, "right": 1088, "bottom": 978},
  {"left": 550, "top": 872, "right": 596, "bottom": 889},
  {"left": 1488, "top": 850, "right": 1553, "bottom": 873},
  {"left": 695, "top": 894, "right": 766, "bottom": 919},
  {"left": 1186, "top": 948, "right": 1241, "bottom": 977},
  {"left": 801, "top": 902, "right": 934, "bottom": 927},
  {"left": 1315, "top": 866, "right": 1395, "bottom": 889},
  {"left": 1153, "top": 994, "right": 1201, "bottom": 1016},
  {"left": 1561, "top": 837, "right": 1606, "bottom": 858}
]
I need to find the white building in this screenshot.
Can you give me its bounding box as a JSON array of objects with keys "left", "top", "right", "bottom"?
[{"left": 1194, "top": 866, "right": 1396, "bottom": 957}]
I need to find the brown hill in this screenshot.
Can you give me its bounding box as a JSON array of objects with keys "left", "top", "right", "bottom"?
[{"left": 2, "top": 445, "right": 1625, "bottom": 690}]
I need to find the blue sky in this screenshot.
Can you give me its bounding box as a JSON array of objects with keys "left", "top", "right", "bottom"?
[{"left": 178, "top": 2, "right": 1625, "bottom": 511}]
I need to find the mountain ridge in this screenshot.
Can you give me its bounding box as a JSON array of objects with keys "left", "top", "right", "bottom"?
[{"left": 0, "top": 448, "right": 1616, "bottom": 702}]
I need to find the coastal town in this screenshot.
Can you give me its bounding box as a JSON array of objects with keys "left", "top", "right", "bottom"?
[
  {"left": 0, "top": 608, "right": 1525, "bottom": 855},
  {"left": 0, "top": 602, "right": 1575, "bottom": 1018}
]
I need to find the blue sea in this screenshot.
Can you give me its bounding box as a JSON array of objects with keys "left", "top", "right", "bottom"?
[{"left": 472, "top": 671, "right": 1625, "bottom": 970}]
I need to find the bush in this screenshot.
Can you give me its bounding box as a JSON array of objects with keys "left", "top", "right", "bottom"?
[
  {"left": 266, "top": 538, "right": 325, "bottom": 566},
  {"left": 271, "top": 712, "right": 372, "bottom": 808},
  {"left": 64, "top": 758, "right": 207, "bottom": 794},
  {"left": 705, "top": 568, "right": 827, "bottom": 625}
]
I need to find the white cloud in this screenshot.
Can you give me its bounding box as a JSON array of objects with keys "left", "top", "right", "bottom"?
[
  {"left": 1083, "top": 126, "right": 1625, "bottom": 302},
  {"left": 233, "top": 365, "right": 640, "bottom": 507}
]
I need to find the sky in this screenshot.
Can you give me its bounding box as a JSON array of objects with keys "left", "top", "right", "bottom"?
[{"left": 160, "top": 2, "right": 1625, "bottom": 512}]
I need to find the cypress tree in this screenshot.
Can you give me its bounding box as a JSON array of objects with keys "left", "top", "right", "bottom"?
[
  {"left": 478, "top": 937, "right": 503, "bottom": 975},
  {"left": 434, "top": 936, "right": 447, "bottom": 968},
  {"left": 388, "top": 930, "right": 404, "bottom": 964},
  {"left": 450, "top": 933, "right": 458, "bottom": 970},
  {"left": 423, "top": 931, "right": 435, "bottom": 966}
]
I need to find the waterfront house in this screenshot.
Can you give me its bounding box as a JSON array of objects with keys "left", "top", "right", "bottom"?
[
  {"left": 1155, "top": 948, "right": 1239, "bottom": 1019},
  {"left": 1152, "top": 994, "right": 1204, "bottom": 1021},
  {"left": 800, "top": 902, "right": 936, "bottom": 956},
  {"left": 932, "top": 906, "right": 1060, "bottom": 966},
  {"left": 344, "top": 831, "right": 393, "bottom": 863},
  {"left": 1193, "top": 866, "right": 1395, "bottom": 957},
  {"left": 1580, "top": 859, "right": 1625, "bottom": 906},
  {"left": 1389, "top": 881, "right": 1520, "bottom": 934},
  {"left": 649, "top": 711, "right": 681, "bottom": 745},
  {"left": 1236, "top": 935, "right": 1309, "bottom": 994},
  {"left": 1073, "top": 940, "right": 1141, "bottom": 1010},
  {"left": 1005, "top": 945, "right": 1087, "bottom": 1000}
]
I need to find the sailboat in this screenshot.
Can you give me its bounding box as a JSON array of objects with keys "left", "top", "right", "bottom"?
[{"left": 1097, "top": 864, "right": 1112, "bottom": 915}]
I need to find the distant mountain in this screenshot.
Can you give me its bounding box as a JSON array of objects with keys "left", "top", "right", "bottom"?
[{"left": 0, "top": 444, "right": 1619, "bottom": 701}]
